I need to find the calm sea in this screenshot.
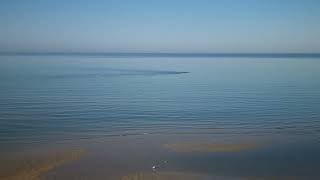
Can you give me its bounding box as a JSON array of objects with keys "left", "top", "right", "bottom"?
[{"left": 0, "top": 54, "right": 320, "bottom": 179}]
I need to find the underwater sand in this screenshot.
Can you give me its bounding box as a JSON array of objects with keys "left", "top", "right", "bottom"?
[
  {"left": 120, "top": 171, "right": 230, "bottom": 180},
  {"left": 164, "top": 143, "right": 260, "bottom": 152},
  {"left": 0, "top": 149, "right": 86, "bottom": 180}
]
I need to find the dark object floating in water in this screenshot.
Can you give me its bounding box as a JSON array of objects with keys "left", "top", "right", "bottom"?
[
  {"left": 154, "top": 71, "right": 189, "bottom": 74},
  {"left": 49, "top": 68, "right": 189, "bottom": 79}
]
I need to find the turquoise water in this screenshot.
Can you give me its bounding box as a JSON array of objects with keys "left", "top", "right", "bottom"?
[{"left": 1, "top": 54, "right": 320, "bottom": 179}]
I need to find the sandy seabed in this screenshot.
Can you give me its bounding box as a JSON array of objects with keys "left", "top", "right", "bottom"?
[{"left": 0, "top": 149, "right": 86, "bottom": 180}]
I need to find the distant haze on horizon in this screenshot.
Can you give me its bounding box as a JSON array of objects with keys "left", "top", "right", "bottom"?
[{"left": 0, "top": 0, "right": 320, "bottom": 53}]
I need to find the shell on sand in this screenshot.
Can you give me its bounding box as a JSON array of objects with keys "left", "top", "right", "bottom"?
[
  {"left": 1, "top": 149, "right": 86, "bottom": 180},
  {"left": 164, "top": 143, "right": 260, "bottom": 152}
]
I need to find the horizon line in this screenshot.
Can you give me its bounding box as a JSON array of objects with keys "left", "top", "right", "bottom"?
[{"left": 1, "top": 51, "right": 320, "bottom": 58}]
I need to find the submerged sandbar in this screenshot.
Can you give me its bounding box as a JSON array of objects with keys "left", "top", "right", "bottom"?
[
  {"left": 1, "top": 149, "right": 86, "bottom": 180},
  {"left": 164, "top": 142, "right": 260, "bottom": 152}
]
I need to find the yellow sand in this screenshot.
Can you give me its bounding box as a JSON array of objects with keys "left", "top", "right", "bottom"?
[
  {"left": 164, "top": 142, "right": 259, "bottom": 152},
  {"left": 1, "top": 149, "right": 86, "bottom": 180}
]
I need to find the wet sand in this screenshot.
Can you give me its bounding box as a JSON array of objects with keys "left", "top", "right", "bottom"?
[
  {"left": 121, "top": 171, "right": 219, "bottom": 180},
  {"left": 0, "top": 149, "right": 86, "bottom": 180},
  {"left": 1, "top": 134, "right": 320, "bottom": 180}
]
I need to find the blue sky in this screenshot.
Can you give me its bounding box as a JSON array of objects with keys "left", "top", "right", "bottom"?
[{"left": 0, "top": 0, "right": 319, "bottom": 53}]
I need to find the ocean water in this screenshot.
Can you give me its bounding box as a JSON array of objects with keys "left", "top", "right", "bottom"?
[{"left": 0, "top": 54, "right": 320, "bottom": 179}]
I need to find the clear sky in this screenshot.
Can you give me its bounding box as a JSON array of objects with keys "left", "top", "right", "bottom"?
[{"left": 0, "top": 0, "right": 320, "bottom": 53}]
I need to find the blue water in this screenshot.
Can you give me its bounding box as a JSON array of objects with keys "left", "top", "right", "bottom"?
[{"left": 1, "top": 54, "right": 320, "bottom": 179}]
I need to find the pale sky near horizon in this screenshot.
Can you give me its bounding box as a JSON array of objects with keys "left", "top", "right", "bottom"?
[{"left": 0, "top": 0, "right": 320, "bottom": 53}]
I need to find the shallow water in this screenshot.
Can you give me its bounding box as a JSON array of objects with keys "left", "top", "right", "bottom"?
[{"left": 0, "top": 54, "right": 320, "bottom": 179}]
